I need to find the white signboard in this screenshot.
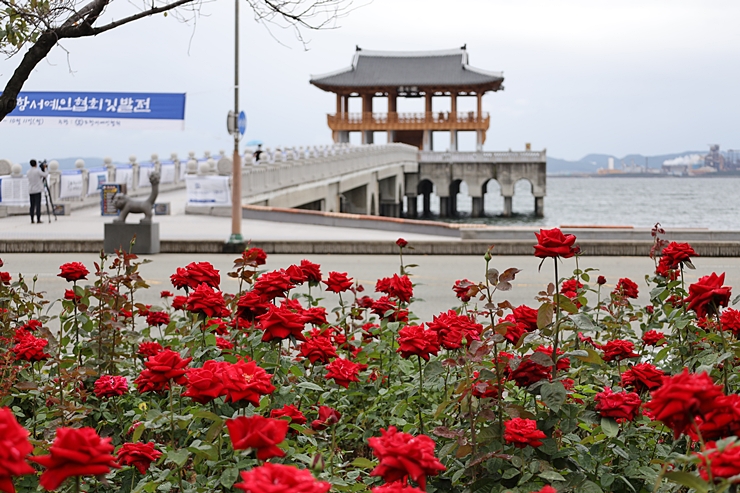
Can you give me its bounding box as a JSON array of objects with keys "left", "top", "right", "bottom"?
[
  {"left": 59, "top": 169, "right": 84, "bottom": 199},
  {"left": 0, "top": 176, "right": 30, "bottom": 205},
  {"left": 115, "top": 165, "right": 133, "bottom": 191},
  {"left": 87, "top": 167, "right": 108, "bottom": 196},
  {"left": 138, "top": 164, "right": 154, "bottom": 188},
  {"left": 186, "top": 175, "right": 231, "bottom": 206},
  {"left": 160, "top": 163, "right": 176, "bottom": 184}
]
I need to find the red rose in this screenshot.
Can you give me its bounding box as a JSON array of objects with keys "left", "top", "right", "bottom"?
[
  {"left": 270, "top": 404, "right": 307, "bottom": 426},
  {"left": 253, "top": 270, "right": 295, "bottom": 300},
  {"left": 0, "top": 407, "right": 35, "bottom": 493},
  {"left": 396, "top": 238, "right": 408, "bottom": 248},
  {"left": 686, "top": 272, "right": 732, "bottom": 319},
  {"left": 645, "top": 369, "right": 725, "bottom": 438},
  {"left": 18, "top": 320, "right": 42, "bottom": 332},
  {"left": 510, "top": 356, "right": 551, "bottom": 388},
  {"left": 614, "top": 278, "right": 639, "bottom": 299},
  {"left": 561, "top": 279, "right": 583, "bottom": 300},
  {"left": 30, "top": 427, "right": 119, "bottom": 491},
  {"left": 324, "top": 357, "right": 366, "bottom": 388},
  {"left": 299, "top": 331, "right": 338, "bottom": 364},
  {"left": 234, "top": 463, "right": 331, "bottom": 493},
  {"left": 692, "top": 394, "right": 740, "bottom": 441},
  {"left": 621, "top": 362, "right": 665, "bottom": 393},
  {"left": 171, "top": 295, "right": 187, "bottom": 310},
  {"left": 697, "top": 440, "right": 740, "bottom": 482},
  {"left": 146, "top": 311, "right": 170, "bottom": 327},
  {"left": 257, "top": 304, "right": 307, "bottom": 343},
  {"left": 452, "top": 279, "right": 477, "bottom": 303},
  {"left": 12, "top": 335, "right": 50, "bottom": 362},
  {"left": 536, "top": 345, "right": 570, "bottom": 372},
  {"left": 512, "top": 305, "right": 538, "bottom": 331},
  {"left": 641, "top": 330, "right": 665, "bottom": 346},
  {"left": 182, "top": 360, "right": 227, "bottom": 404},
  {"left": 170, "top": 267, "right": 190, "bottom": 290},
  {"left": 597, "top": 275, "right": 607, "bottom": 285},
  {"left": 236, "top": 291, "right": 270, "bottom": 321},
  {"left": 135, "top": 349, "right": 192, "bottom": 394},
  {"left": 64, "top": 289, "right": 81, "bottom": 302},
  {"left": 160, "top": 290, "right": 173, "bottom": 298},
  {"left": 137, "top": 341, "right": 163, "bottom": 358},
  {"left": 204, "top": 318, "right": 229, "bottom": 335},
  {"left": 93, "top": 375, "right": 129, "bottom": 398},
  {"left": 299, "top": 260, "right": 322, "bottom": 284},
  {"left": 531, "top": 487, "right": 557, "bottom": 493},
  {"left": 594, "top": 387, "right": 642, "bottom": 421},
  {"left": 721, "top": 308, "right": 740, "bottom": 337},
  {"left": 57, "top": 262, "right": 89, "bottom": 282},
  {"left": 184, "top": 261, "right": 220, "bottom": 289},
  {"left": 311, "top": 406, "right": 341, "bottom": 431},
  {"left": 117, "top": 442, "right": 161, "bottom": 474},
  {"left": 368, "top": 426, "right": 446, "bottom": 490},
  {"left": 0, "top": 272, "right": 10, "bottom": 285},
  {"left": 504, "top": 418, "right": 547, "bottom": 448},
  {"left": 303, "top": 307, "right": 328, "bottom": 326},
  {"left": 533, "top": 228, "right": 578, "bottom": 259},
  {"left": 372, "top": 484, "right": 425, "bottom": 493},
  {"left": 226, "top": 415, "right": 288, "bottom": 460},
  {"left": 397, "top": 324, "right": 440, "bottom": 361},
  {"left": 220, "top": 359, "right": 275, "bottom": 405},
  {"left": 499, "top": 314, "right": 527, "bottom": 345},
  {"left": 216, "top": 337, "right": 233, "bottom": 350},
  {"left": 427, "top": 310, "right": 483, "bottom": 350},
  {"left": 376, "top": 274, "right": 414, "bottom": 303},
  {"left": 601, "top": 340, "right": 639, "bottom": 362},
  {"left": 324, "top": 271, "right": 353, "bottom": 293},
  {"left": 661, "top": 241, "right": 698, "bottom": 269},
  {"left": 186, "top": 283, "right": 227, "bottom": 318}
]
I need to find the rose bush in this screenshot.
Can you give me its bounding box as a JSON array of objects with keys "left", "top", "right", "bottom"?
[{"left": 1, "top": 227, "right": 740, "bottom": 492}]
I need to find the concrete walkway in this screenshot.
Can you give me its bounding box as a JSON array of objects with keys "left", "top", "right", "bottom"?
[{"left": 1, "top": 188, "right": 451, "bottom": 243}]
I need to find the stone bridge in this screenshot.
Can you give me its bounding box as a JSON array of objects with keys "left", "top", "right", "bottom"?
[{"left": 0, "top": 144, "right": 546, "bottom": 219}]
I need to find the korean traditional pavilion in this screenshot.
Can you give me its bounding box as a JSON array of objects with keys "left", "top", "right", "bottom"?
[{"left": 310, "top": 46, "right": 504, "bottom": 150}]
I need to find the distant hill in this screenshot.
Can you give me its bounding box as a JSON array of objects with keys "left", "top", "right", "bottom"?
[{"left": 547, "top": 151, "right": 707, "bottom": 175}]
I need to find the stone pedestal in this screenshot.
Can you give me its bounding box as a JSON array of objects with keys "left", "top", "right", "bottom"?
[{"left": 104, "top": 222, "right": 160, "bottom": 254}]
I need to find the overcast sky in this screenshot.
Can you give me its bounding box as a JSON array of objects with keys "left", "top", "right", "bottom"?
[{"left": 2, "top": 0, "right": 739, "bottom": 164}]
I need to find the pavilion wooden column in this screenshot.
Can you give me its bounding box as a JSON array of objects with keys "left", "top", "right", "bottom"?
[
  {"left": 476, "top": 93, "right": 483, "bottom": 151},
  {"left": 362, "top": 93, "right": 374, "bottom": 144},
  {"left": 450, "top": 92, "right": 458, "bottom": 151},
  {"left": 423, "top": 92, "right": 433, "bottom": 150},
  {"left": 387, "top": 91, "right": 397, "bottom": 143}
]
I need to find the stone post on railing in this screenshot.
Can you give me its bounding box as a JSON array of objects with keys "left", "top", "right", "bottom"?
[
  {"left": 46, "top": 161, "right": 61, "bottom": 203},
  {"left": 129, "top": 156, "right": 139, "bottom": 191},
  {"left": 104, "top": 157, "right": 114, "bottom": 183},
  {"left": 151, "top": 153, "right": 161, "bottom": 173},
  {"left": 171, "top": 153, "right": 180, "bottom": 183},
  {"left": 74, "top": 159, "right": 87, "bottom": 202},
  {"left": 186, "top": 158, "right": 198, "bottom": 175}
]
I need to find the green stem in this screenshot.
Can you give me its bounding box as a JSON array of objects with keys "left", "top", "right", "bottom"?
[
  {"left": 552, "top": 259, "right": 561, "bottom": 379},
  {"left": 417, "top": 354, "right": 424, "bottom": 434}
]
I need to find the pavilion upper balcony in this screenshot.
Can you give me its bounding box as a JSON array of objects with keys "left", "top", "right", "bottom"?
[{"left": 327, "top": 111, "right": 490, "bottom": 132}]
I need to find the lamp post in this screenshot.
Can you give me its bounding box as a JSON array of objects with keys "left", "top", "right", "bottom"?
[{"left": 228, "top": 0, "right": 243, "bottom": 244}]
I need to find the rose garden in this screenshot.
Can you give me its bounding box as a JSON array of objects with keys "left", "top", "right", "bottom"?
[{"left": 0, "top": 226, "right": 739, "bottom": 493}]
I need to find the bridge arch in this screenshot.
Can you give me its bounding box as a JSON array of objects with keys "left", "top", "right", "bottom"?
[{"left": 417, "top": 179, "right": 435, "bottom": 217}]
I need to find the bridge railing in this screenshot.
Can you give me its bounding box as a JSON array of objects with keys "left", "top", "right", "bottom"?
[
  {"left": 0, "top": 143, "right": 419, "bottom": 210},
  {"left": 418, "top": 150, "right": 547, "bottom": 163}
]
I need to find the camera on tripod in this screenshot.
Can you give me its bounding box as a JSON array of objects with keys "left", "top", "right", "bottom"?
[{"left": 39, "top": 159, "right": 48, "bottom": 172}]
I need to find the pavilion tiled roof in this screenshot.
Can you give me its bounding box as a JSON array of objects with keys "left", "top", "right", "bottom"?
[{"left": 310, "top": 47, "right": 504, "bottom": 92}]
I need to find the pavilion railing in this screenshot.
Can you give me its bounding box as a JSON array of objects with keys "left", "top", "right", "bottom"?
[{"left": 327, "top": 111, "right": 490, "bottom": 130}]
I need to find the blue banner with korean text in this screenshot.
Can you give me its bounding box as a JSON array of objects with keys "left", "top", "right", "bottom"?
[{"left": 1, "top": 92, "right": 186, "bottom": 130}]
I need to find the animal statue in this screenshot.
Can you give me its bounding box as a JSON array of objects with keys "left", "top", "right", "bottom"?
[{"left": 112, "top": 171, "right": 160, "bottom": 223}]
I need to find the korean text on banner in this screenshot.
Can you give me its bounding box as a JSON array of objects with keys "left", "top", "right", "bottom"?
[
  {"left": 186, "top": 175, "right": 231, "bottom": 206},
  {"left": 87, "top": 167, "right": 108, "bottom": 196},
  {"left": 1, "top": 92, "right": 186, "bottom": 130},
  {"left": 59, "top": 169, "right": 84, "bottom": 199},
  {"left": 0, "top": 176, "right": 30, "bottom": 206}
]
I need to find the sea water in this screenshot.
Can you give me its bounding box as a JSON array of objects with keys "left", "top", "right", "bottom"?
[{"left": 425, "top": 176, "right": 740, "bottom": 230}]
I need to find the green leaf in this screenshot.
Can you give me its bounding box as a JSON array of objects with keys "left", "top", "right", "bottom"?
[
  {"left": 132, "top": 422, "right": 146, "bottom": 442},
  {"left": 502, "top": 468, "right": 520, "bottom": 479},
  {"left": 166, "top": 449, "right": 189, "bottom": 467},
  {"left": 664, "top": 471, "right": 709, "bottom": 493},
  {"left": 219, "top": 468, "right": 239, "bottom": 488},
  {"left": 296, "top": 382, "right": 323, "bottom": 391},
  {"left": 571, "top": 313, "right": 596, "bottom": 332},
  {"left": 538, "top": 303, "right": 554, "bottom": 329},
  {"left": 579, "top": 480, "right": 605, "bottom": 493},
  {"left": 351, "top": 457, "right": 376, "bottom": 469},
  {"left": 601, "top": 417, "right": 619, "bottom": 438},
  {"left": 540, "top": 381, "right": 567, "bottom": 412},
  {"left": 571, "top": 348, "right": 604, "bottom": 366},
  {"left": 538, "top": 470, "right": 566, "bottom": 482}
]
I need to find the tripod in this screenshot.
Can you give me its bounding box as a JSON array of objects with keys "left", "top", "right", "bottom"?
[{"left": 42, "top": 177, "right": 57, "bottom": 223}]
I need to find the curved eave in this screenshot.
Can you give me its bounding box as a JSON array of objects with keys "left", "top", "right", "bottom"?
[{"left": 310, "top": 79, "right": 504, "bottom": 94}]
